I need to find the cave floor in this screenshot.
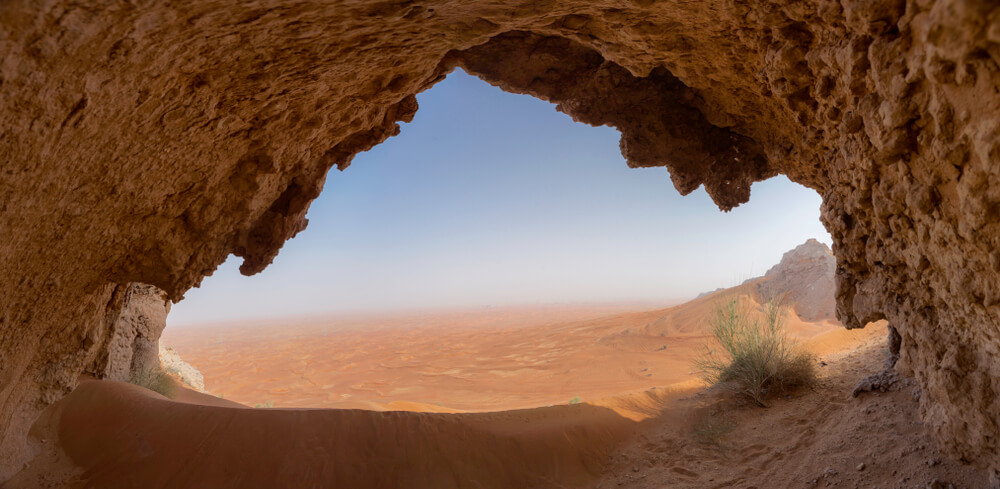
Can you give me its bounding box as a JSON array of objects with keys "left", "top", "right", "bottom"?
[
  {"left": 5, "top": 324, "right": 991, "bottom": 489},
  {"left": 598, "top": 329, "right": 990, "bottom": 489}
]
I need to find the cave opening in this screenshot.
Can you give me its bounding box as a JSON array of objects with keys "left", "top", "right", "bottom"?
[
  {"left": 3, "top": 3, "right": 999, "bottom": 484},
  {"left": 159, "top": 69, "right": 830, "bottom": 410}
]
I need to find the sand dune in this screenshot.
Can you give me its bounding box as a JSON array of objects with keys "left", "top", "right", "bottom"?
[
  {"left": 158, "top": 241, "right": 846, "bottom": 413},
  {"left": 13, "top": 239, "right": 989, "bottom": 488},
  {"left": 11, "top": 320, "right": 989, "bottom": 489},
  {"left": 11, "top": 378, "right": 639, "bottom": 489},
  {"left": 161, "top": 304, "right": 704, "bottom": 411},
  {"left": 162, "top": 293, "right": 845, "bottom": 412}
]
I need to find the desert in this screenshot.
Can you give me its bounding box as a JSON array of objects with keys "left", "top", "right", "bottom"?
[
  {"left": 158, "top": 243, "right": 844, "bottom": 413},
  {"left": 4, "top": 241, "right": 994, "bottom": 487},
  {"left": 2, "top": 0, "right": 1000, "bottom": 487}
]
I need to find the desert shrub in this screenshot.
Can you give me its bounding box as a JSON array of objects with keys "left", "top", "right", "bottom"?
[
  {"left": 254, "top": 401, "right": 274, "bottom": 408},
  {"left": 695, "top": 296, "right": 815, "bottom": 407},
  {"left": 568, "top": 396, "right": 581, "bottom": 405},
  {"left": 129, "top": 366, "right": 175, "bottom": 398}
]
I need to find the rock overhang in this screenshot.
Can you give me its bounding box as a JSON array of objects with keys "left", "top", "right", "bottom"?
[{"left": 0, "top": 0, "right": 999, "bottom": 479}]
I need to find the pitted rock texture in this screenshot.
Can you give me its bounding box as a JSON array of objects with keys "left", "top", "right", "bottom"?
[
  {"left": 1, "top": 0, "right": 999, "bottom": 478},
  {"left": 89, "top": 284, "right": 171, "bottom": 384},
  {"left": 86, "top": 282, "right": 204, "bottom": 392}
]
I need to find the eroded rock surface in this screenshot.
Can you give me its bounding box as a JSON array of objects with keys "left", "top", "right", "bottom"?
[
  {"left": 757, "top": 239, "right": 837, "bottom": 322},
  {"left": 159, "top": 345, "right": 206, "bottom": 393},
  {"left": 1, "top": 0, "right": 999, "bottom": 478},
  {"left": 89, "top": 284, "right": 171, "bottom": 384},
  {"left": 86, "top": 282, "right": 204, "bottom": 392}
]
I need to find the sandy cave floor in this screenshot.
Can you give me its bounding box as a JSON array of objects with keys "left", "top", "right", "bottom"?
[
  {"left": 596, "top": 328, "right": 990, "bottom": 489},
  {"left": 6, "top": 318, "right": 994, "bottom": 488}
]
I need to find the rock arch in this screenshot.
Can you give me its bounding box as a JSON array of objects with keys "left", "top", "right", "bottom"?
[{"left": 1, "top": 0, "right": 999, "bottom": 478}]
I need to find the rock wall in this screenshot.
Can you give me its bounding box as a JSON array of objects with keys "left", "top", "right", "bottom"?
[
  {"left": 1, "top": 0, "right": 998, "bottom": 479},
  {"left": 89, "top": 284, "right": 171, "bottom": 383},
  {"left": 86, "top": 282, "right": 205, "bottom": 393}
]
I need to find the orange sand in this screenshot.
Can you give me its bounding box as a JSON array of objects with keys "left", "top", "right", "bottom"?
[
  {"left": 161, "top": 299, "right": 848, "bottom": 411},
  {"left": 12, "top": 378, "right": 640, "bottom": 489},
  {"left": 9, "top": 300, "right": 990, "bottom": 489}
]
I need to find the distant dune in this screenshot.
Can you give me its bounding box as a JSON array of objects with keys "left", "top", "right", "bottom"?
[
  {"left": 161, "top": 303, "right": 705, "bottom": 411},
  {"left": 160, "top": 239, "right": 843, "bottom": 411}
]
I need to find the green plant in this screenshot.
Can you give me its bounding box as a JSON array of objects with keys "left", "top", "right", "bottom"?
[
  {"left": 129, "top": 366, "right": 175, "bottom": 398},
  {"left": 254, "top": 400, "right": 274, "bottom": 408},
  {"left": 695, "top": 296, "right": 815, "bottom": 407},
  {"left": 568, "top": 396, "right": 581, "bottom": 405}
]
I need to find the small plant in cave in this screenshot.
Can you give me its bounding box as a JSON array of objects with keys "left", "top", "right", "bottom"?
[
  {"left": 254, "top": 401, "right": 274, "bottom": 408},
  {"left": 695, "top": 296, "right": 815, "bottom": 407},
  {"left": 129, "top": 366, "right": 175, "bottom": 399},
  {"left": 569, "top": 396, "right": 581, "bottom": 405}
]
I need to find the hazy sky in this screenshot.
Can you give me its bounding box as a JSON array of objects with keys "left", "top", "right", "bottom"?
[{"left": 169, "top": 71, "right": 831, "bottom": 327}]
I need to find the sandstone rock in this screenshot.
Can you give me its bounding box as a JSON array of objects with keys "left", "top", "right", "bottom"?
[
  {"left": 852, "top": 369, "right": 902, "bottom": 398},
  {"left": 87, "top": 282, "right": 205, "bottom": 393},
  {"left": 158, "top": 344, "right": 205, "bottom": 393},
  {"left": 756, "top": 239, "right": 837, "bottom": 322},
  {"left": 88, "top": 284, "right": 171, "bottom": 383},
  {"left": 0, "top": 0, "right": 998, "bottom": 478},
  {"left": 926, "top": 480, "right": 955, "bottom": 489}
]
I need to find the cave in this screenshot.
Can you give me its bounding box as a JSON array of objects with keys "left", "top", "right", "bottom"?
[{"left": 1, "top": 0, "right": 999, "bottom": 484}]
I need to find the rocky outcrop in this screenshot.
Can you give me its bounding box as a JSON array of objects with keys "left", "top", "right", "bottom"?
[
  {"left": 639, "top": 239, "right": 838, "bottom": 338},
  {"left": 88, "top": 284, "right": 171, "bottom": 383},
  {"left": 159, "top": 345, "right": 206, "bottom": 393},
  {"left": 86, "top": 282, "right": 204, "bottom": 392},
  {"left": 757, "top": 239, "right": 837, "bottom": 322},
  {"left": 0, "top": 0, "right": 999, "bottom": 479}
]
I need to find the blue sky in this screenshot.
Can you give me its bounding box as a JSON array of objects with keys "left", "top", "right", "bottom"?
[{"left": 169, "top": 70, "right": 831, "bottom": 326}]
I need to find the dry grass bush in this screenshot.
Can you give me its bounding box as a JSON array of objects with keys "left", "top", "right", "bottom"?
[
  {"left": 696, "top": 296, "right": 816, "bottom": 407},
  {"left": 129, "top": 365, "right": 175, "bottom": 399}
]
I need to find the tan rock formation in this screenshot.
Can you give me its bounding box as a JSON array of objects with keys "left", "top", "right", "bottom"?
[
  {"left": 0, "top": 0, "right": 999, "bottom": 479},
  {"left": 646, "top": 239, "right": 839, "bottom": 338},
  {"left": 85, "top": 281, "right": 204, "bottom": 393},
  {"left": 757, "top": 239, "right": 838, "bottom": 322},
  {"left": 158, "top": 345, "right": 205, "bottom": 393},
  {"left": 89, "top": 284, "right": 171, "bottom": 384}
]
